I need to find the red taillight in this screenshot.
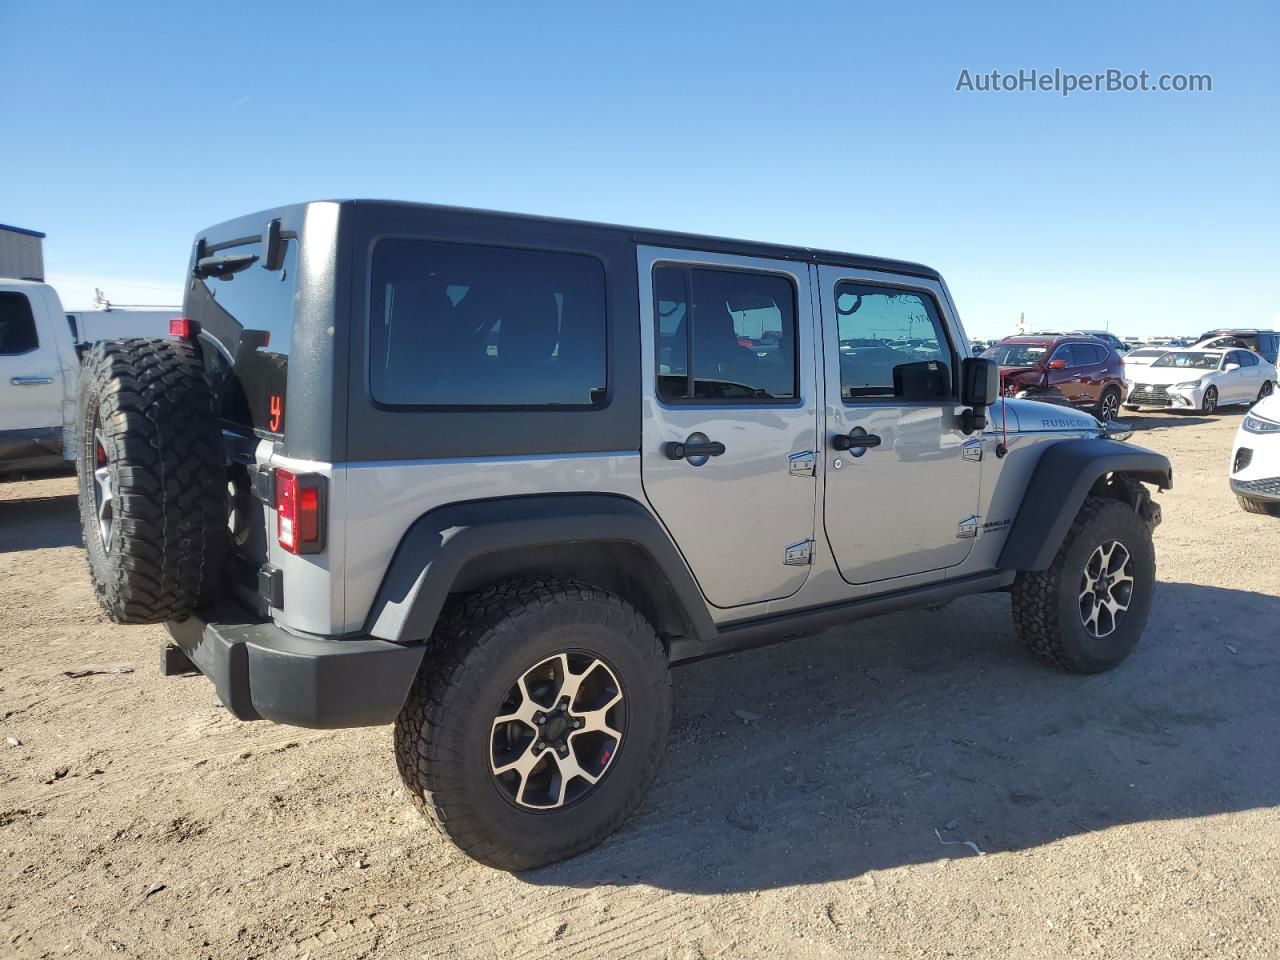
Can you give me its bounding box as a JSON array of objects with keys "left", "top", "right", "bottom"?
[
  {"left": 274, "top": 469, "right": 325, "bottom": 555},
  {"left": 169, "top": 316, "right": 194, "bottom": 339}
]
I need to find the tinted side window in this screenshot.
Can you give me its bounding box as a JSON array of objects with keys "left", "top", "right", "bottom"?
[
  {"left": 836, "top": 282, "right": 952, "bottom": 401},
  {"left": 370, "top": 241, "right": 607, "bottom": 407},
  {"left": 1080, "top": 343, "right": 1106, "bottom": 365},
  {"left": 654, "top": 265, "right": 797, "bottom": 402},
  {"left": 188, "top": 238, "right": 298, "bottom": 437},
  {"left": 0, "top": 293, "right": 38, "bottom": 355},
  {"left": 1240, "top": 351, "right": 1259, "bottom": 366}
]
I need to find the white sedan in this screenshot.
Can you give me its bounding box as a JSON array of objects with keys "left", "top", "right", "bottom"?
[
  {"left": 1231, "top": 391, "right": 1280, "bottom": 515},
  {"left": 1121, "top": 346, "right": 1173, "bottom": 372},
  {"left": 1123, "top": 348, "right": 1276, "bottom": 414}
]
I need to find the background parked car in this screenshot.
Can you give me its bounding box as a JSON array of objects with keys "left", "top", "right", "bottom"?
[
  {"left": 1231, "top": 389, "right": 1280, "bottom": 515},
  {"left": 1121, "top": 346, "right": 1174, "bottom": 373},
  {"left": 1196, "top": 329, "right": 1280, "bottom": 365},
  {"left": 982, "top": 334, "right": 1127, "bottom": 419},
  {"left": 1069, "top": 329, "right": 1131, "bottom": 355},
  {"left": 1124, "top": 348, "right": 1276, "bottom": 414}
]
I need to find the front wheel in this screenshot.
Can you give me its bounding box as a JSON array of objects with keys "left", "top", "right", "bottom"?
[
  {"left": 1012, "top": 496, "right": 1156, "bottom": 673},
  {"left": 1238, "top": 495, "right": 1280, "bottom": 517},
  {"left": 1201, "top": 386, "right": 1219, "bottom": 415},
  {"left": 394, "top": 579, "right": 672, "bottom": 871}
]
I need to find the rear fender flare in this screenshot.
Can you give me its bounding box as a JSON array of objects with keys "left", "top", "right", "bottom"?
[{"left": 364, "top": 494, "right": 715, "bottom": 647}]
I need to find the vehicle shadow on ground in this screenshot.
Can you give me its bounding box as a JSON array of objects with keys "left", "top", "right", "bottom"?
[
  {"left": 1120, "top": 412, "right": 1230, "bottom": 432},
  {"left": 524, "top": 581, "right": 1280, "bottom": 893},
  {"left": 0, "top": 494, "right": 81, "bottom": 552}
]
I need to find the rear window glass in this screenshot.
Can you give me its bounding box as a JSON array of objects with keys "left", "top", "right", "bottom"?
[
  {"left": 186, "top": 238, "right": 298, "bottom": 437},
  {"left": 369, "top": 240, "right": 607, "bottom": 408},
  {"left": 0, "top": 292, "right": 38, "bottom": 355}
]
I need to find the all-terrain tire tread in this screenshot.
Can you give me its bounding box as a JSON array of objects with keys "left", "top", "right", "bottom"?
[
  {"left": 393, "top": 577, "right": 670, "bottom": 870},
  {"left": 1010, "top": 495, "right": 1150, "bottom": 672},
  {"left": 76, "top": 338, "right": 227, "bottom": 623}
]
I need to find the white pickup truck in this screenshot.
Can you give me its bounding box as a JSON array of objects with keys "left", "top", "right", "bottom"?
[{"left": 0, "top": 278, "right": 174, "bottom": 474}]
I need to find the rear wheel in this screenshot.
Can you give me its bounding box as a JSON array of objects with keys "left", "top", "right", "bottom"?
[
  {"left": 1238, "top": 495, "right": 1280, "bottom": 517},
  {"left": 76, "top": 338, "right": 227, "bottom": 623},
  {"left": 394, "top": 578, "right": 672, "bottom": 870},
  {"left": 1200, "top": 386, "right": 1218, "bottom": 414},
  {"left": 1258, "top": 381, "right": 1275, "bottom": 403},
  {"left": 1012, "top": 496, "right": 1155, "bottom": 673},
  {"left": 1094, "top": 386, "right": 1121, "bottom": 421}
]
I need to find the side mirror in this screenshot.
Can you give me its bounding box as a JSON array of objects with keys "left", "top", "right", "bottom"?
[
  {"left": 894, "top": 360, "right": 951, "bottom": 401},
  {"left": 1048, "top": 358, "right": 1068, "bottom": 370},
  {"left": 960, "top": 357, "right": 998, "bottom": 407},
  {"left": 1224, "top": 362, "right": 1241, "bottom": 371}
]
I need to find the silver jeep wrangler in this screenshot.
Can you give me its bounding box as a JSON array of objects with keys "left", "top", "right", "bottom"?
[{"left": 76, "top": 200, "right": 1170, "bottom": 870}]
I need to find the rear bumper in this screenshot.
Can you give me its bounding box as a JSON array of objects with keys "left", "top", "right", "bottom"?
[{"left": 165, "top": 603, "right": 425, "bottom": 728}]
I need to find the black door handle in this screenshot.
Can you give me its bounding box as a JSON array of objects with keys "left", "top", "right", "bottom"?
[
  {"left": 832, "top": 432, "right": 881, "bottom": 451},
  {"left": 664, "top": 440, "right": 726, "bottom": 460}
]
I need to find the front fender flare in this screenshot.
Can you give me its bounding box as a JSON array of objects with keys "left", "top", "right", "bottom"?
[
  {"left": 997, "top": 438, "right": 1172, "bottom": 571},
  {"left": 364, "top": 494, "right": 715, "bottom": 645}
]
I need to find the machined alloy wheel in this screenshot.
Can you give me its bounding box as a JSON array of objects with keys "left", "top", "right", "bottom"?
[
  {"left": 490, "top": 651, "right": 625, "bottom": 810},
  {"left": 1077, "top": 539, "right": 1134, "bottom": 638},
  {"left": 1259, "top": 381, "right": 1275, "bottom": 402},
  {"left": 1098, "top": 390, "right": 1120, "bottom": 421},
  {"left": 1012, "top": 494, "right": 1156, "bottom": 674},
  {"left": 91, "top": 426, "right": 114, "bottom": 549},
  {"left": 1202, "top": 386, "right": 1218, "bottom": 414},
  {"left": 394, "top": 578, "right": 672, "bottom": 870}
]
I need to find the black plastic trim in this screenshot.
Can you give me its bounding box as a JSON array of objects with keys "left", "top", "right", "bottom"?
[
  {"left": 668, "top": 570, "right": 1016, "bottom": 663},
  {"left": 166, "top": 601, "right": 425, "bottom": 728},
  {"left": 998, "top": 438, "right": 1172, "bottom": 571},
  {"left": 366, "top": 493, "right": 715, "bottom": 646}
]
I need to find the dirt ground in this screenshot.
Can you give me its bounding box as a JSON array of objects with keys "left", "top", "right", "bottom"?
[{"left": 2, "top": 410, "right": 1277, "bottom": 960}]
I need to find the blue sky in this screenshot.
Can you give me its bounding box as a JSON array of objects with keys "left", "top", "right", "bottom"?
[{"left": 2, "top": 0, "right": 1276, "bottom": 338}]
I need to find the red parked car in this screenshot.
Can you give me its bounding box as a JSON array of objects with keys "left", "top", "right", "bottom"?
[{"left": 982, "top": 335, "right": 1126, "bottom": 420}]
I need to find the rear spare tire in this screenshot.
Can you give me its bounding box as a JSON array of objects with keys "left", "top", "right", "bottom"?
[{"left": 76, "top": 338, "right": 227, "bottom": 623}]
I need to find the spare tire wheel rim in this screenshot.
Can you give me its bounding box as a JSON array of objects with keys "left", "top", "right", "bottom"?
[
  {"left": 92, "top": 425, "right": 114, "bottom": 550},
  {"left": 1078, "top": 539, "right": 1134, "bottom": 639},
  {"left": 489, "top": 651, "right": 626, "bottom": 811}
]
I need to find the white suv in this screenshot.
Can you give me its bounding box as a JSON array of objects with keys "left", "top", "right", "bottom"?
[{"left": 1232, "top": 391, "right": 1280, "bottom": 515}]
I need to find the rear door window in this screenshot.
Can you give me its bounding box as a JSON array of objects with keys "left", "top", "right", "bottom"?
[
  {"left": 370, "top": 240, "right": 607, "bottom": 408},
  {"left": 0, "top": 293, "right": 38, "bottom": 355},
  {"left": 654, "top": 265, "right": 797, "bottom": 402},
  {"left": 1078, "top": 343, "right": 1106, "bottom": 365}
]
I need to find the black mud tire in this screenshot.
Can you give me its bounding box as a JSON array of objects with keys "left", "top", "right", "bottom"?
[
  {"left": 1011, "top": 495, "right": 1155, "bottom": 674},
  {"left": 76, "top": 338, "right": 227, "bottom": 624},
  {"left": 1094, "top": 385, "right": 1122, "bottom": 422},
  {"left": 394, "top": 578, "right": 672, "bottom": 871},
  {"left": 1238, "top": 495, "right": 1280, "bottom": 517}
]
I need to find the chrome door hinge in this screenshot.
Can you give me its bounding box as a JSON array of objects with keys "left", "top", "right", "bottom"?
[
  {"left": 788, "top": 450, "right": 816, "bottom": 477},
  {"left": 784, "top": 539, "right": 814, "bottom": 565}
]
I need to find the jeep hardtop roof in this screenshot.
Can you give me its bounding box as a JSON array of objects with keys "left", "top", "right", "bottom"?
[{"left": 193, "top": 199, "right": 944, "bottom": 282}]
